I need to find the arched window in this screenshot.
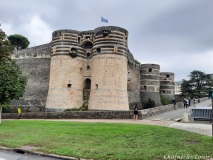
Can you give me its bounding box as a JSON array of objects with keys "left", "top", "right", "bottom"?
[
  {"left": 84, "top": 78, "right": 91, "bottom": 89},
  {"left": 82, "top": 41, "right": 93, "bottom": 49}
]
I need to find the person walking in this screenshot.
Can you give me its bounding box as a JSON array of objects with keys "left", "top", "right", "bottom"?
[
  {"left": 183, "top": 98, "right": 188, "bottom": 109},
  {"left": 172, "top": 98, "right": 176, "bottom": 110},
  {"left": 17, "top": 107, "right": 21, "bottom": 119},
  {"left": 133, "top": 103, "right": 139, "bottom": 120},
  {"left": 193, "top": 97, "right": 196, "bottom": 106},
  {"left": 188, "top": 97, "right": 191, "bottom": 106}
]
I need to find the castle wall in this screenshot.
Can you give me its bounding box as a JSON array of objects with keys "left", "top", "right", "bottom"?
[
  {"left": 127, "top": 63, "right": 141, "bottom": 109},
  {"left": 89, "top": 26, "right": 129, "bottom": 110},
  {"left": 140, "top": 64, "right": 161, "bottom": 108},
  {"left": 9, "top": 26, "right": 177, "bottom": 112},
  {"left": 10, "top": 44, "right": 51, "bottom": 107}
]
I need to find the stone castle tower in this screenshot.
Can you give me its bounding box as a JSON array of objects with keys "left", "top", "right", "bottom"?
[
  {"left": 140, "top": 64, "right": 162, "bottom": 106},
  {"left": 160, "top": 72, "right": 175, "bottom": 98},
  {"left": 46, "top": 26, "right": 129, "bottom": 110},
  {"left": 9, "top": 26, "right": 175, "bottom": 111}
]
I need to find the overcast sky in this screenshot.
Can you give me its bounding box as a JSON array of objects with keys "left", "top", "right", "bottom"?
[{"left": 1, "top": 0, "right": 213, "bottom": 81}]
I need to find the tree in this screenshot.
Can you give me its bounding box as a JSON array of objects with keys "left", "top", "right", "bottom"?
[
  {"left": 181, "top": 70, "right": 213, "bottom": 98},
  {"left": 8, "top": 34, "right": 30, "bottom": 50},
  {"left": 0, "top": 30, "right": 14, "bottom": 59},
  {"left": 0, "top": 29, "right": 27, "bottom": 123}
]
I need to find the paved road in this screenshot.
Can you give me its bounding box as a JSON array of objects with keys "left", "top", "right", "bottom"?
[
  {"left": 0, "top": 150, "right": 61, "bottom": 160},
  {"left": 143, "top": 99, "right": 212, "bottom": 136},
  {"left": 145, "top": 99, "right": 212, "bottom": 122}
]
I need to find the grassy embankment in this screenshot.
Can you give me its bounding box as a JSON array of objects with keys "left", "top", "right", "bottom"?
[{"left": 0, "top": 120, "right": 212, "bottom": 160}]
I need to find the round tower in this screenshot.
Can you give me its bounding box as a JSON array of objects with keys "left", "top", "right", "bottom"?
[
  {"left": 46, "top": 30, "right": 85, "bottom": 110},
  {"left": 88, "top": 26, "right": 129, "bottom": 110},
  {"left": 140, "top": 64, "right": 161, "bottom": 107},
  {"left": 160, "top": 72, "right": 175, "bottom": 98}
]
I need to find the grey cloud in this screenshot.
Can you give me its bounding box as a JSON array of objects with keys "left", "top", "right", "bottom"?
[{"left": 137, "top": 0, "right": 213, "bottom": 53}]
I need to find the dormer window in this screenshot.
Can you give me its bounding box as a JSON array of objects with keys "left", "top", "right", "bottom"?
[{"left": 103, "top": 30, "right": 109, "bottom": 37}]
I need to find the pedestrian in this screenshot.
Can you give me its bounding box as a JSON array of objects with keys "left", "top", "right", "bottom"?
[
  {"left": 183, "top": 98, "right": 188, "bottom": 109},
  {"left": 17, "top": 107, "right": 21, "bottom": 119},
  {"left": 172, "top": 98, "right": 176, "bottom": 110},
  {"left": 188, "top": 97, "right": 191, "bottom": 106},
  {"left": 193, "top": 97, "right": 196, "bottom": 106},
  {"left": 133, "top": 103, "right": 139, "bottom": 120}
]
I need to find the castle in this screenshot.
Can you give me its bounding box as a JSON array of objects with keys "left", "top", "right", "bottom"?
[{"left": 11, "top": 26, "right": 175, "bottom": 111}]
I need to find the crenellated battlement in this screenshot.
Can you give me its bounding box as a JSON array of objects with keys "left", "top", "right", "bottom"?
[{"left": 11, "top": 43, "right": 51, "bottom": 59}]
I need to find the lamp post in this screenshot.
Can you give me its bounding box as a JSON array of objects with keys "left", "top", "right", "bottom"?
[{"left": 210, "top": 91, "right": 213, "bottom": 140}]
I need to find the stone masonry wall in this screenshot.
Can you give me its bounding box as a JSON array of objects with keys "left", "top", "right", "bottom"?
[
  {"left": 127, "top": 63, "right": 141, "bottom": 109},
  {"left": 10, "top": 44, "right": 51, "bottom": 108},
  {"left": 4, "top": 96, "right": 208, "bottom": 119}
]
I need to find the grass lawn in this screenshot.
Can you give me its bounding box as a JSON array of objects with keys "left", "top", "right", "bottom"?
[{"left": 0, "top": 120, "right": 212, "bottom": 160}]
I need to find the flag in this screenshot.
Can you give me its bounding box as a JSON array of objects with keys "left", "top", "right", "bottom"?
[{"left": 101, "top": 17, "right": 108, "bottom": 23}]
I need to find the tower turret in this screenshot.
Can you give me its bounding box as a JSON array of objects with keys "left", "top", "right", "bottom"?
[
  {"left": 89, "top": 26, "right": 129, "bottom": 110},
  {"left": 46, "top": 30, "right": 85, "bottom": 110},
  {"left": 160, "top": 72, "right": 175, "bottom": 98},
  {"left": 140, "top": 64, "right": 161, "bottom": 107}
]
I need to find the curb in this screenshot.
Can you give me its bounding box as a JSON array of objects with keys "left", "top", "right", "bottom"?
[
  {"left": 174, "top": 117, "right": 182, "bottom": 122},
  {"left": 0, "top": 146, "right": 78, "bottom": 160}
]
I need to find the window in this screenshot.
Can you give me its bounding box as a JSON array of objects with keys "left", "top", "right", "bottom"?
[
  {"left": 148, "top": 68, "right": 152, "bottom": 72},
  {"left": 103, "top": 30, "right": 109, "bottom": 37},
  {"left": 87, "top": 66, "right": 90, "bottom": 70},
  {"left": 87, "top": 53, "right": 91, "bottom": 58},
  {"left": 82, "top": 41, "right": 93, "bottom": 49},
  {"left": 166, "top": 74, "right": 170, "bottom": 78},
  {"left": 78, "top": 37, "right": 80, "bottom": 42},
  {"left": 144, "top": 86, "right": 147, "bottom": 91},
  {"left": 69, "top": 48, "right": 78, "bottom": 58},
  {"left": 67, "top": 84, "right": 72, "bottom": 88},
  {"left": 84, "top": 78, "right": 91, "bottom": 89},
  {"left": 96, "top": 84, "right": 98, "bottom": 89},
  {"left": 96, "top": 48, "right": 101, "bottom": 53},
  {"left": 128, "top": 71, "right": 131, "bottom": 81}
]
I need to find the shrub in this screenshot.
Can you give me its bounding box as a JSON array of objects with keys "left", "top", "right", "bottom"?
[
  {"left": 143, "top": 98, "right": 156, "bottom": 109},
  {"left": 160, "top": 94, "right": 171, "bottom": 105},
  {"left": 64, "top": 108, "right": 79, "bottom": 112},
  {"left": 2, "top": 104, "right": 10, "bottom": 113}
]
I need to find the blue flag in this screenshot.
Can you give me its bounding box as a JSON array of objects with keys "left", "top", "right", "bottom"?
[{"left": 101, "top": 17, "right": 108, "bottom": 23}]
